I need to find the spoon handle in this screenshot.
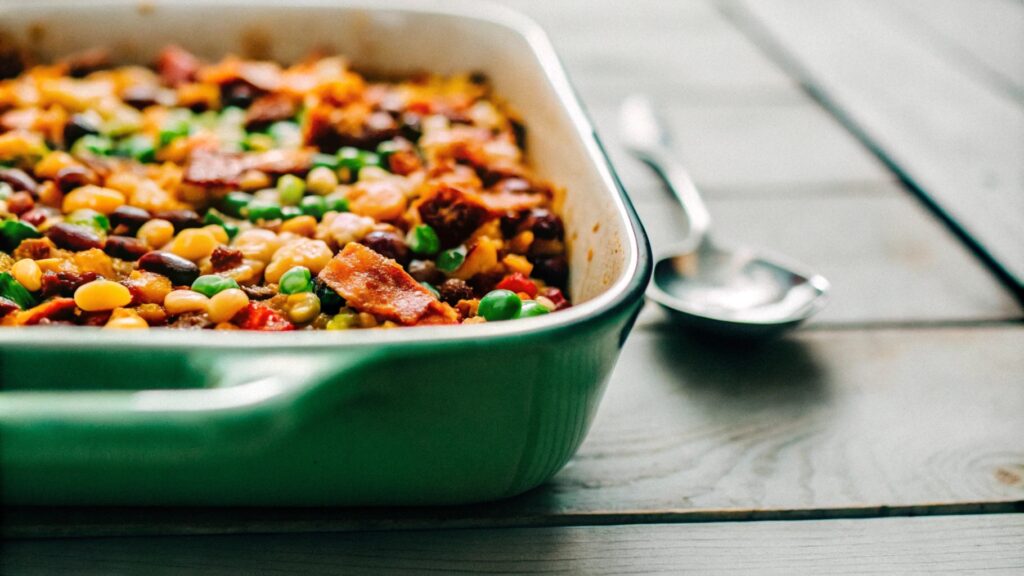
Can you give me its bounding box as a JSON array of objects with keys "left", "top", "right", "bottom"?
[{"left": 636, "top": 146, "right": 712, "bottom": 249}]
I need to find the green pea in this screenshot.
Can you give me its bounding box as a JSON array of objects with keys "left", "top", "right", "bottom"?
[
  {"left": 337, "top": 147, "right": 363, "bottom": 170},
  {"left": 376, "top": 140, "right": 400, "bottom": 159},
  {"left": 159, "top": 111, "right": 192, "bottom": 146},
  {"left": 243, "top": 133, "right": 276, "bottom": 152},
  {"left": 326, "top": 309, "right": 359, "bottom": 330},
  {"left": 436, "top": 245, "right": 467, "bottom": 273},
  {"left": 115, "top": 134, "right": 156, "bottom": 163},
  {"left": 407, "top": 224, "right": 440, "bottom": 256},
  {"left": 277, "top": 174, "right": 306, "bottom": 206},
  {"left": 281, "top": 205, "right": 303, "bottom": 220},
  {"left": 71, "top": 134, "right": 113, "bottom": 156},
  {"left": 190, "top": 274, "right": 240, "bottom": 298},
  {"left": 0, "top": 272, "right": 36, "bottom": 309},
  {"left": 326, "top": 196, "right": 350, "bottom": 213},
  {"left": 312, "top": 153, "right": 340, "bottom": 170},
  {"left": 279, "top": 266, "right": 313, "bottom": 295},
  {"left": 1, "top": 219, "right": 41, "bottom": 250},
  {"left": 269, "top": 121, "right": 301, "bottom": 149},
  {"left": 516, "top": 300, "right": 550, "bottom": 318},
  {"left": 66, "top": 209, "right": 110, "bottom": 233},
  {"left": 203, "top": 209, "right": 238, "bottom": 239},
  {"left": 299, "top": 195, "right": 328, "bottom": 219},
  {"left": 220, "top": 191, "right": 254, "bottom": 218},
  {"left": 478, "top": 289, "right": 522, "bottom": 322},
  {"left": 420, "top": 281, "right": 440, "bottom": 299},
  {"left": 246, "top": 200, "right": 283, "bottom": 222}
]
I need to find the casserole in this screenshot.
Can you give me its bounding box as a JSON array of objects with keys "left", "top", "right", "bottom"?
[{"left": 0, "top": 0, "right": 651, "bottom": 505}]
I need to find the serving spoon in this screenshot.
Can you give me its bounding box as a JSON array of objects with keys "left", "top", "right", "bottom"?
[{"left": 619, "top": 95, "right": 830, "bottom": 337}]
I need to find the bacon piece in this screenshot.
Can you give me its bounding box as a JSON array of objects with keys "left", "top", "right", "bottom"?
[
  {"left": 184, "top": 149, "right": 312, "bottom": 186},
  {"left": 244, "top": 93, "right": 297, "bottom": 131},
  {"left": 318, "top": 243, "right": 457, "bottom": 326},
  {"left": 415, "top": 185, "right": 490, "bottom": 249},
  {"left": 156, "top": 45, "right": 201, "bottom": 87},
  {"left": 477, "top": 190, "right": 546, "bottom": 213}
]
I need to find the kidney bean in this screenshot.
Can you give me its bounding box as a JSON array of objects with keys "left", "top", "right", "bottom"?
[
  {"left": 6, "top": 191, "right": 34, "bottom": 215},
  {"left": 0, "top": 168, "right": 38, "bottom": 195},
  {"left": 532, "top": 256, "right": 569, "bottom": 290},
  {"left": 0, "top": 296, "right": 19, "bottom": 318},
  {"left": 19, "top": 208, "right": 51, "bottom": 227},
  {"left": 54, "top": 165, "right": 97, "bottom": 193},
  {"left": 407, "top": 259, "right": 445, "bottom": 285},
  {"left": 359, "top": 230, "right": 410, "bottom": 266},
  {"left": 539, "top": 286, "right": 570, "bottom": 310},
  {"left": 103, "top": 235, "right": 149, "bottom": 261},
  {"left": 153, "top": 209, "right": 202, "bottom": 232},
  {"left": 45, "top": 222, "right": 104, "bottom": 251},
  {"left": 121, "top": 85, "right": 160, "bottom": 109},
  {"left": 438, "top": 278, "right": 474, "bottom": 306},
  {"left": 63, "top": 114, "right": 100, "bottom": 148},
  {"left": 40, "top": 271, "right": 99, "bottom": 298},
  {"left": 525, "top": 208, "right": 563, "bottom": 240},
  {"left": 138, "top": 251, "right": 200, "bottom": 286},
  {"left": 221, "top": 80, "right": 259, "bottom": 109},
  {"left": 109, "top": 205, "right": 152, "bottom": 234}
]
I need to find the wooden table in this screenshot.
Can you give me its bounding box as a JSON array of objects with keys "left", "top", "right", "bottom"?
[{"left": 3, "top": 0, "right": 1023, "bottom": 573}]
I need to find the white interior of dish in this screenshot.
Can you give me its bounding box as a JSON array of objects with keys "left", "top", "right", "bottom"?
[{"left": 1, "top": 0, "right": 633, "bottom": 306}]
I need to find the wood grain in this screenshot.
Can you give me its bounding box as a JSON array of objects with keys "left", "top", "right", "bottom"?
[
  {"left": 733, "top": 0, "right": 1024, "bottom": 294},
  {"left": 3, "top": 515, "right": 1022, "bottom": 575}
]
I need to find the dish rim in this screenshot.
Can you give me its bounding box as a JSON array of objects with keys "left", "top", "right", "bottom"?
[{"left": 0, "top": 0, "right": 652, "bottom": 350}]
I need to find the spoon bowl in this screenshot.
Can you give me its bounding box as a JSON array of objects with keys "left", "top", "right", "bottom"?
[
  {"left": 620, "top": 94, "right": 830, "bottom": 337},
  {"left": 649, "top": 242, "right": 830, "bottom": 338}
]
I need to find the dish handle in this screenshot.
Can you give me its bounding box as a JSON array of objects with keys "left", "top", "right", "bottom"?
[{"left": 0, "top": 351, "right": 375, "bottom": 457}]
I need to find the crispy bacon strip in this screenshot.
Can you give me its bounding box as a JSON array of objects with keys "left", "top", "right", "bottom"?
[
  {"left": 318, "top": 243, "right": 457, "bottom": 326},
  {"left": 184, "top": 149, "right": 313, "bottom": 186}
]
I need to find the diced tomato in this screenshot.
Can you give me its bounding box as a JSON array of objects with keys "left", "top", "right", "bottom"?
[
  {"left": 495, "top": 272, "right": 538, "bottom": 299},
  {"left": 237, "top": 303, "right": 295, "bottom": 331}
]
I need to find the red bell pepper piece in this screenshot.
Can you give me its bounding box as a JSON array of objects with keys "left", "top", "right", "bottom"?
[
  {"left": 495, "top": 272, "right": 538, "bottom": 299},
  {"left": 237, "top": 303, "right": 295, "bottom": 331}
]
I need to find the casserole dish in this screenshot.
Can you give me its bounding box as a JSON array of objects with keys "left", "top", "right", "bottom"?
[{"left": 0, "top": 0, "right": 651, "bottom": 505}]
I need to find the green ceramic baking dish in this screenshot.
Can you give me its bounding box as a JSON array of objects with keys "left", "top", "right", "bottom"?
[{"left": 0, "top": 0, "right": 651, "bottom": 506}]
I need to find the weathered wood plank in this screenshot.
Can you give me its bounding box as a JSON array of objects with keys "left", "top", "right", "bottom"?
[
  {"left": 888, "top": 0, "right": 1024, "bottom": 102},
  {"left": 591, "top": 101, "right": 895, "bottom": 198},
  {"left": 733, "top": 0, "right": 1024, "bottom": 294},
  {"left": 634, "top": 189, "right": 1022, "bottom": 324},
  {"left": 4, "top": 515, "right": 1022, "bottom": 575},
  {"left": 6, "top": 326, "right": 1022, "bottom": 537}
]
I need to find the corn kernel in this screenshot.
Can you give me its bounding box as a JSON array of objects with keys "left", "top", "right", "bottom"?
[
  {"left": 502, "top": 253, "right": 533, "bottom": 276},
  {"left": 280, "top": 215, "right": 317, "bottom": 237},
  {"left": 34, "top": 151, "right": 78, "bottom": 179},
  {"left": 163, "top": 289, "right": 210, "bottom": 315},
  {"left": 239, "top": 170, "right": 271, "bottom": 191},
  {"left": 285, "top": 292, "right": 320, "bottom": 324},
  {"left": 208, "top": 288, "right": 249, "bottom": 323},
  {"left": 169, "top": 228, "right": 219, "bottom": 261},
  {"left": 202, "top": 224, "right": 229, "bottom": 244},
  {"left": 232, "top": 228, "right": 280, "bottom": 263},
  {"left": 104, "top": 308, "right": 148, "bottom": 329},
  {"left": 509, "top": 230, "right": 534, "bottom": 254},
  {"left": 74, "top": 279, "right": 133, "bottom": 312},
  {"left": 11, "top": 259, "right": 41, "bottom": 291},
  {"left": 264, "top": 238, "right": 332, "bottom": 283},
  {"left": 62, "top": 185, "right": 126, "bottom": 215},
  {"left": 306, "top": 166, "right": 339, "bottom": 195},
  {"left": 137, "top": 218, "right": 175, "bottom": 248}
]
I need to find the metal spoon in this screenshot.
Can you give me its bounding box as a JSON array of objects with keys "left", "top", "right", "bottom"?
[{"left": 619, "top": 95, "right": 830, "bottom": 337}]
